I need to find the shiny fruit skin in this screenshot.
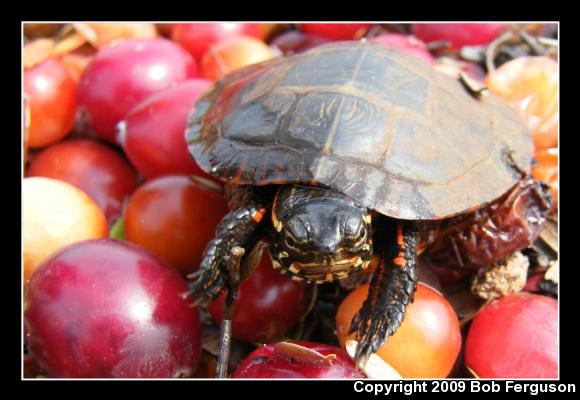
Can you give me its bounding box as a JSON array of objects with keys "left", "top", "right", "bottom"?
[
  {"left": 486, "top": 56, "right": 558, "bottom": 150},
  {"left": 77, "top": 38, "right": 198, "bottom": 142},
  {"left": 336, "top": 282, "right": 461, "bottom": 378},
  {"left": 298, "top": 23, "right": 371, "bottom": 40},
  {"left": 124, "top": 176, "right": 228, "bottom": 276},
  {"left": 371, "top": 33, "right": 434, "bottom": 64},
  {"left": 231, "top": 341, "right": 364, "bottom": 378},
  {"left": 412, "top": 23, "right": 507, "bottom": 49},
  {"left": 200, "top": 36, "right": 275, "bottom": 81},
  {"left": 465, "top": 292, "right": 557, "bottom": 378},
  {"left": 27, "top": 139, "right": 138, "bottom": 225},
  {"left": 24, "top": 58, "right": 77, "bottom": 148},
  {"left": 120, "top": 79, "right": 213, "bottom": 180},
  {"left": 171, "top": 23, "right": 263, "bottom": 63},
  {"left": 23, "top": 177, "right": 108, "bottom": 287},
  {"left": 24, "top": 239, "right": 202, "bottom": 378},
  {"left": 208, "top": 249, "right": 312, "bottom": 343}
]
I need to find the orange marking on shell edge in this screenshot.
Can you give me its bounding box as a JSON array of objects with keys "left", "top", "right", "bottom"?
[
  {"left": 231, "top": 155, "right": 248, "bottom": 183},
  {"left": 252, "top": 208, "right": 267, "bottom": 223}
]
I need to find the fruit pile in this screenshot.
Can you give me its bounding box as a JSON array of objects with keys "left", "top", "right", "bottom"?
[{"left": 23, "top": 22, "right": 558, "bottom": 379}]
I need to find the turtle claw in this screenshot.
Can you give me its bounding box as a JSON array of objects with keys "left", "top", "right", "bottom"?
[
  {"left": 349, "top": 221, "right": 419, "bottom": 366},
  {"left": 351, "top": 315, "right": 381, "bottom": 365},
  {"left": 349, "top": 303, "right": 404, "bottom": 365},
  {"left": 186, "top": 269, "right": 204, "bottom": 280}
]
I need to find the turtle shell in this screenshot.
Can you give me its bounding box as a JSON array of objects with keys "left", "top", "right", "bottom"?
[{"left": 186, "top": 41, "right": 532, "bottom": 220}]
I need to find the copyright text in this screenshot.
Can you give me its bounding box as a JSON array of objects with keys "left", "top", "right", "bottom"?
[{"left": 353, "top": 381, "right": 576, "bottom": 396}]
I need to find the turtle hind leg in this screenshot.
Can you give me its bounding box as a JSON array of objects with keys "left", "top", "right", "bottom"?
[{"left": 349, "top": 221, "right": 420, "bottom": 364}]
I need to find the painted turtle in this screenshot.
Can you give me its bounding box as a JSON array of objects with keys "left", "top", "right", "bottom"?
[{"left": 185, "top": 41, "right": 552, "bottom": 374}]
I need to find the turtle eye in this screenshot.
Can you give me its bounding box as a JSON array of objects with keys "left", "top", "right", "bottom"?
[
  {"left": 285, "top": 236, "right": 296, "bottom": 248},
  {"left": 351, "top": 225, "right": 369, "bottom": 247},
  {"left": 359, "top": 227, "right": 366, "bottom": 239}
]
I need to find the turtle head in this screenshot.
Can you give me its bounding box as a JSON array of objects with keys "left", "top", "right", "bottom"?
[{"left": 270, "top": 185, "right": 373, "bottom": 283}]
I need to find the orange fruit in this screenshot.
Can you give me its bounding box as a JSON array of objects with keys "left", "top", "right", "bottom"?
[
  {"left": 201, "top": 36, "right": 275, "bottom": 80},
  {"left": 23, "top": 177, "right": 108, "bottom": 287},
  {"left": 336, "top": 282, "right": 461, "bottom": 378},
  {"left": 532, "top": 147, "right": 558, "bottom": 210},
  {"left": 486, "top": 56, "right": 558, "bottom": 150}
]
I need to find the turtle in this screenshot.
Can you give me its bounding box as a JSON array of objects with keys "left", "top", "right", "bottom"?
[{"left": 184, "top": 41, "right": 552, "bottom": 376}]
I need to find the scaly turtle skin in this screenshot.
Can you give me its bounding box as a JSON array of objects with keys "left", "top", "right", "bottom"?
[{"left": 185, "top": 41, "right": 552, "bottom": 374}]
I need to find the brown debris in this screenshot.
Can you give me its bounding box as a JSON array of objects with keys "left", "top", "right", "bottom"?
[
  {"left": 72, "top": 23, "right": 158, "bottom": 50},
  {"left": 459, "top": 71, "right": 489, "bottom": 98},
  {"left": 273, "top": 341, "right": 336, "bottom": 366},
  {"left": 471, "top": 251, "right": 529, "bottom": 300}
]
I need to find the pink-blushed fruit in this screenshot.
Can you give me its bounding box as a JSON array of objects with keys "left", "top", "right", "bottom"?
[
  {"left": 298, "top": 23, "right": 371, "bottom": 40},
  {"left": 24, "top": 58, "right": 77, "bottom": 148},
  {"left": 77, "top": 38, "right": 198, "bottom": 142},
  {"left": 270, "top": 30, "right": 331, "bottom": 54},
  {"left": 24, "top": 239, "right": 202, "bottom": 378},
  {"left": 231, "top": 341, "right": 365, "bottom": 378},
  {"left": 27, "top": 139, "right": 138, "bottom": 225},
  {"left": 171, "top": 23, "right": 263, "bottom": 63},
  {"left": 119, "top": 79, "right": 213, "bottom": 180},
  {"left": 412, "top": 23, "right": 507, "bottom": 49},
  {"left": 371, "top": 33, "right": 434, "bottom": 64},
  {"left": 200, "top": 36, "right": 275, "bottom": 81}
]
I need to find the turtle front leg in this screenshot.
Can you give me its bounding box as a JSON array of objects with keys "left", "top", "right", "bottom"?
[
  {"left": 186, "top": 205, "right": 268, "bottom": 305},
  {"left": 349, "top": 221, "right": 420, "bottom": 364},
  {"left": 185, "top": 201, "right": 268, "bottom": 378}
]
